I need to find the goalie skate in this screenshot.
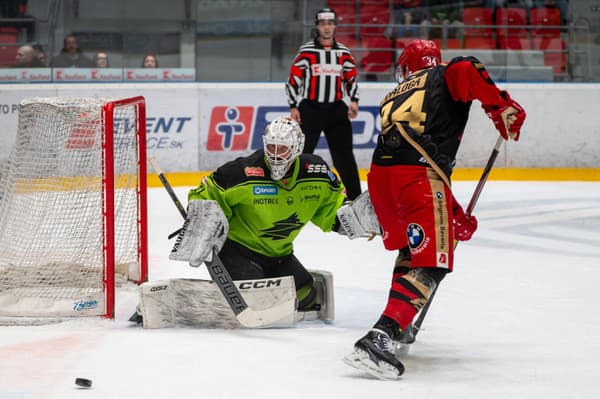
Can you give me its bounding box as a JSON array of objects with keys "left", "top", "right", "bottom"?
[{"left": 343, "top": 329, "right": 405, "bottom": 380}]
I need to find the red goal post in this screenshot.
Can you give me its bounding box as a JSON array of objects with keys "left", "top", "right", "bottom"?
[
  {"left": 0, "top": 96, "right": 148, "bottom": 322},
  {"left": 104, "top": 96, "right": 148, "bottom": 318}
]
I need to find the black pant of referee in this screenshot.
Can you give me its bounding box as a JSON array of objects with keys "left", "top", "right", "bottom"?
[{"left": 298, "top": 100, "right": 362, "bottom": 200}]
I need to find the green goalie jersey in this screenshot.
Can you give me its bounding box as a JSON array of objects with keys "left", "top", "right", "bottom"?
[{"left": 188, "top": 150, "right": 347, "bottom": 257}]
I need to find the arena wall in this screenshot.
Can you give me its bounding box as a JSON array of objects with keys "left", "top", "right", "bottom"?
[{"left": 1, "top": 83, "right": 598, "bottom": 183}]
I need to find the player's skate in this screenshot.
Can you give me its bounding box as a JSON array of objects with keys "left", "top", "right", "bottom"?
[
  {"left": 343, "top": 329, "right": 405, "bottom": 380},
  {"left": 393, "top": 324, "right": 416, "bottom": 356}
]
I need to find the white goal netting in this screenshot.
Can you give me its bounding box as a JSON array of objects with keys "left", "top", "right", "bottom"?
[{"left": 0, "top": 97, "right": 146, "bottom": 320}]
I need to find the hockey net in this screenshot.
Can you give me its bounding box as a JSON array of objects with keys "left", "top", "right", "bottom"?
[{"left": 0, "top": 96, "right": 147, "bottom": 321}]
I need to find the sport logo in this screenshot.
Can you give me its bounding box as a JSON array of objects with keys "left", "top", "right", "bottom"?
[
  {"left": 73, "top": 300, "right": 99, "bottom": 311},
  {"left": 253, "top": 185, "right": 278, "bottom": 195},
  {"left": 437, "top": 252, "right": 448, "bottom": 266},
  {"left": 238, "top": 279, "right": 283, "bottom": 289},
  {"left": 207, "top": 106, "right": 253, "bottom": 150},
  {"left": 311, "top": 64, "right": 342, "bottom": 76},
  {"left": 305, "top": 163, "right": 328, "bottom": 174},
  {"left": 407, "top": 223, "right": 425, "bottom": 248},
  {"left": 245, "top": 167, "right": 265, "bottom": 177}
]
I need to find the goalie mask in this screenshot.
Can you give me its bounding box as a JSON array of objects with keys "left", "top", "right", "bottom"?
[{"left": 263, "top": 116, "right": 305, "bottom": 180}]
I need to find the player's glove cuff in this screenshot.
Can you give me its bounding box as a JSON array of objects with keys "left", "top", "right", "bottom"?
[{"left": 483, "top": 91, "right": 526, "bottom": 141}]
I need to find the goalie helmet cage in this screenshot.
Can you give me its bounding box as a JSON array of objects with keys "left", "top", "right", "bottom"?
[{"left": 0, "top": 96, "right": 148, "bottom": 321}]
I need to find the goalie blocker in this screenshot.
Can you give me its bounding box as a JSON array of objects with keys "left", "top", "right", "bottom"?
[{"left": 135, "top": 270, "right": 334, "bottom": 329}]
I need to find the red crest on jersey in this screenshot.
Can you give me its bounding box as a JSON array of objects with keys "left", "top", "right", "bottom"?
[{"left": 245, "top": 167, "right": 265, "bottom": 177}]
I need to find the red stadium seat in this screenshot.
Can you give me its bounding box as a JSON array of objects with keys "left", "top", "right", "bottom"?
[
  {"left": 464, "top": 36, "right": 496, "bottom": 49},
  {"left": 363, "top": 36, "right": 393, "bottom": 50},
  {"left": 359, "top": 4, "right": 391, "bottom": 37},
  {"left": 462, "top": 7, "right": 493, "bottom": 37},
  {"left": 496, "top": 7, "right": 528, "bottom": 39},
  {"left": 530, "top": 7, "right": 562, "bottom": 37},
  {"left": 327, "top": 0, "right": 357, "bottom": 7},
  {"left": 533, "top": 37, "right": 566, "bottom": 73},
  {"left": 498, "top": 36, "right": 532, "bottom": 50},
  {"left": 395, "top": 37, "right": 419, "bottom": 50},
  {"left": 335, "top": 5, "right": 357, "bottom": 37},
  {"left": 0, "top": 45, "right": 19, "bottom": 67},
  {"left": 0, "top": 28, "right": 18, "bottom": 44},
  {"left": 393, "top": 0, "right": 422, "bottom": 7},
  {"left": 336, "top": 34, "right": 359, "bottom": 49},
  {"left": 360, "top": 36, "right": 394, "bottom": 72},
  {"left": 433, "top": 38, "right": 462, "bottom": 49}
]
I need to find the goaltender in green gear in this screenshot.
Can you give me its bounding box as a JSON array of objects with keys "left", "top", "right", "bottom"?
[
  {"left": 188, "top": 147, "right": 345, "bottom": 310},
  {"left": 189, "top": 150, "right": 345, "bottom": 258},
  {"left": 170, "top": 116, "right": 381, "bottom": 315},
  {"left": 132, "top": 118, "right": 382, "bottom": 329}
]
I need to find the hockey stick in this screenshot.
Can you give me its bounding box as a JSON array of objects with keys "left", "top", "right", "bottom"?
[
  {"left": 149, "top": 157, "right": 187, "bottom": 219},
  {"left": 147, "top": 157, "right": 296, "bottom": 328},
  {"left": 403, "top": 135, "right": 505, "bottom": 343},
  {"left": 147, "top": 157, "right": 186, "bottom": 240}
]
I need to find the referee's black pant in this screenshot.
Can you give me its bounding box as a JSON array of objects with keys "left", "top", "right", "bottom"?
[{"left": 298, "top": 100, "right": 362, "bottom": 200}]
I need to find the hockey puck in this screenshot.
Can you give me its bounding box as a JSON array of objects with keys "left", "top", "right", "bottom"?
[{"left": 75, "top": 378, "right": 92, "bottom": 388}]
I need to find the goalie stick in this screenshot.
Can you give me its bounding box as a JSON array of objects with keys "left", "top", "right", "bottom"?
[
  {"left": 403, "top": 135, "right": 505, "bottom": 343},
  {"left": 147, "top": 157, "right": 295, "bottom": 328}
]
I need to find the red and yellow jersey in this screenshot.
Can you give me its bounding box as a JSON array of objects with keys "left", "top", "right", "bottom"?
[{"left": 373, "top": 56, "right": 506, "bottom": 178}]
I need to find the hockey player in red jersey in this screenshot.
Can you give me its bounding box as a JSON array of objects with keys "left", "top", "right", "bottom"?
[{"left": 343, "top": 39, "right": 526, "bottom": 380}]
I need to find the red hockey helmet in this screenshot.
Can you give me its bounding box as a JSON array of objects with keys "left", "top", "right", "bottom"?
[{"left": 395, "top": 39, "right": 441, "bottom": 83}]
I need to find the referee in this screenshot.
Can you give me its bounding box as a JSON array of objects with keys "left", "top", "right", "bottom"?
[{"left": 286, "top": 7, "right": 362, "bottom": 200}]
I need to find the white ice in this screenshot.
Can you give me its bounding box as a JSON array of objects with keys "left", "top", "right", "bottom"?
[{"left": 1, "top": 181, "right": 599, "bottom": 399}]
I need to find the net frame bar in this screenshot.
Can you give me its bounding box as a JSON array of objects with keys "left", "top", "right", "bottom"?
[{"left": 103, "top": 96, "right": 148, "bottom": 318}]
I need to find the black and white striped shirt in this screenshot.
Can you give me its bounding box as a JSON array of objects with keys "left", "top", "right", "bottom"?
[{"left": 286, "top": 39, "right": 359, "bottom": 107}]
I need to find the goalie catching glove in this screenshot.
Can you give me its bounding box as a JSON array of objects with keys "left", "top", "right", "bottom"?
[
  {"left": 336, "top": 190, "right": 382, "bottom": 240},
  {"left": 483, "top": 90, "right": 526, "bottom": 141},
  {"left": 169, "top": 200, "right": 228, "bottom": 267}
]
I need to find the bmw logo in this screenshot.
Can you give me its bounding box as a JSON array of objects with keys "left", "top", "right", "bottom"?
[
  {"left": 407, "top": 223, "right": 425, "bottom": 248},
  {"left": 436, "top": 191, "right": 443, "bottom": 199}
]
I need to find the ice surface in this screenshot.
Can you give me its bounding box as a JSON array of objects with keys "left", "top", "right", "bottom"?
[{"left": 1, "top": 181, "right": 599, "bottom": 398}]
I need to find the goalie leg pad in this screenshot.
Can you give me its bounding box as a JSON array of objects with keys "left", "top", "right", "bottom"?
[
  {"left": 294, "top": 270, "right": 335, "bottom": 322},
  {"left": 138, "top": 276, "right": 297, "bottom": 329}
]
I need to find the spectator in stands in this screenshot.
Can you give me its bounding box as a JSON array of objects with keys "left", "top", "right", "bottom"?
[
  {"left": 94, "top": 52, "right": 109, "bottom": 68},
  {"left": 534, "top": 0, "right": 568, "bottom": 24},
  {"left": 51, "top": 34, "right": 93, "bottom": 68},
  {"left": 420, "top": 0, "right": 464, "bottom": 40},
  {"left": 141, "top": 53, "right": 159, "bottom": 68},
  {"left": 31, "top": 43, "right": 47, "bottom": 66},
  {"left": 389, "top": 1, "right": 428, "bottom": 39},
  {"left": 497, "top": 0, "right": 534, "bottom": 7},
  {"left": 14, "top": 44, "right": 45, "bottom": 67}
]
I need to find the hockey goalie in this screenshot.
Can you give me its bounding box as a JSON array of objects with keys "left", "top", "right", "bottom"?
[{"left": 133, "top": 116, "right": 381, "bottom": 328}]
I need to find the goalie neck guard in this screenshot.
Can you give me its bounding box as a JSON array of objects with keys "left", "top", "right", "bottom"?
[{"left": 263, "top": 116, "right": 305, "bottom": 180}]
